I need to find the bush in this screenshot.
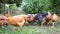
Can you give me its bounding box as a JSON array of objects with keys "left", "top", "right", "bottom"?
[
  {"left": 51, "top": 0, "right": 60, "bottom": 13},
  {"left": 22, "top": 0, "right": 52, "bottom": 14}
]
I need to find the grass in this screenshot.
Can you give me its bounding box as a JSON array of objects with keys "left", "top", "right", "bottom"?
[
  {"left": 0, "top": 24, "right": 60, "bottom": 34},
  {"left": 0, "top": 17, "right": 60, "bottom": 34}
]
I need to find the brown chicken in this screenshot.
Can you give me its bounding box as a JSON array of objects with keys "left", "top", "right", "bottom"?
[
  {"left": 51, "top": 14, "right": 58, "bottom": 27},
  {"left": 5, "top": 11, "right": 29, "bottom": 30},
  {"left": 44, "top": 11, "right": 52, "bottom": 25},
  {"left": 6, "top": 14, "right": 28, "bottom": 30},
  {"left": 26, "top": 14, "right": 36, "bottom": 23},
  {"left": 0, "top": 14, "right": 9, "bottom": 27}
]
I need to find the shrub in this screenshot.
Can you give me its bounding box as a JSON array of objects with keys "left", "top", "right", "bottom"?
[{"left": 22, "top": 0, "right": 52, "bottom": 14}]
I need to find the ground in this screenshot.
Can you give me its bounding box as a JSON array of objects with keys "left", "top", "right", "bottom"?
[{"left": 0, "top": 17, "right": 60, "bottom": 34}]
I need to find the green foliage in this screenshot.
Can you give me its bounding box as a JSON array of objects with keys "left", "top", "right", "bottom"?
[
  {"left": 22, "top": 0, "right": 53, "bottom": 14},
  {"left": 9, "top": 4, "right": 18, "bottom": 15},
  {"left": 7, "top": 0, "right": 22, "bottom": 7},
  {"left": 0, "top": 0, "right": 22, "bottom": 7},
  {"left": 22, "top": 0, "right": 60, "bottom": 14},
  {"left": 9, "top": 4, "right": 17, "bottom": 10},
  {"left": 51, "top": 0, "right": 60, "bottom": 13},
  {"left": 0, "top": 4, "right": 2, "bottom": 9},
  {"left": 15, "top": 0, "right": 22, "bottom": 7},
  {"left": 16, "top": 3, "right": 21, "bottom": 7}
]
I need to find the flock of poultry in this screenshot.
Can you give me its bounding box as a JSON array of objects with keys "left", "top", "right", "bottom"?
[{"left": 0, "top": 11, "right": 58, "bottom": 30}]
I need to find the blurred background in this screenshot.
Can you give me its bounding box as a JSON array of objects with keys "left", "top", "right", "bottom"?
[
  {"left": 0, "top": 0, "right": 60, "bottom": 34},
  {"left": 0, "top": 0, "right": 60, "bottom": 15}
]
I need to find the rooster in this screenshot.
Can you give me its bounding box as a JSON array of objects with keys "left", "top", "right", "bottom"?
[{"left": 44, "top": 11, "right": 52, "bottom": 25}]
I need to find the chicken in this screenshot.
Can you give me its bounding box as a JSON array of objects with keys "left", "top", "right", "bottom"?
[
  {"left": 26, "top": 14, "right": 37, "bottom": 25},
  {"left": 44, "top": 11, "right": 52, "bottom": 25},
  {"left": 5, "top": 11, "right": 29, "bottom": 30},
  {"left": 51, "top": 14, "right": 58, "bottom": 27},
  {"left": 6, "top": 14, "right": 28, "bottom": 30},
  {"left": 0, "top": 14, "right": 9, "bottom": 27},
  {"left": 32, "top": 12, "right": 48, "bottom": 26}
]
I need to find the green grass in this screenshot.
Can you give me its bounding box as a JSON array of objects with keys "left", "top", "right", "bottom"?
[
  {"left": 0, "top": 25, "right": 60, "bottom": 34},
  {"left": 0, "top": 17, "right": 60, "bottom": 34}
]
